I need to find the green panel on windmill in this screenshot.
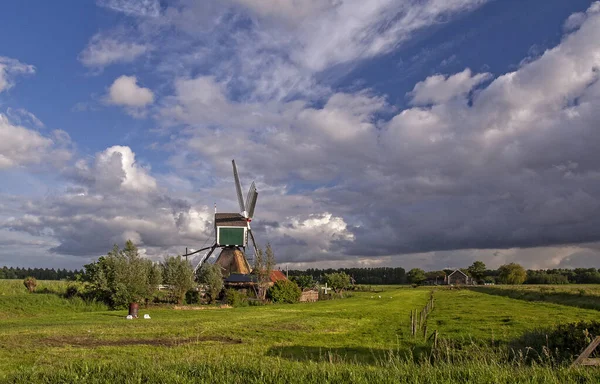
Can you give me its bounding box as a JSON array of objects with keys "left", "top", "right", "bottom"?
[{"left": 218, "top": 227, "right": 246, "bottom": 246}]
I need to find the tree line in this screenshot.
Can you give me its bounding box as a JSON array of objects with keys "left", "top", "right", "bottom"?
[
  {"left": 5, "top": 259, "right": 600, "bottom": 286},
  {"left": 288, "top": 267, "right": 407, "bottom": 285},
  {"left": 290, "top": 263, "right": 600, "bottom": 285},
  {"left": 0, "top": 266, "right": 80, "bottom": 280}
]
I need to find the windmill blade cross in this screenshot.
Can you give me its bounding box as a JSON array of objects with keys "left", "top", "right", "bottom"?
[
  {"left": 232, "top": 160, "right": 247, "bottom": 217},
  {"left": 246, "top": 181, "right": 258, "bottom": 220},
  {"left": 248, "top": 229, "right": 259, "bottom": 269}
]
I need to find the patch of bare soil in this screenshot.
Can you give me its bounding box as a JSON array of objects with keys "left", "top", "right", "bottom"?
[{"left": 43, "top": 335, "right": 242, "bottom": 348}]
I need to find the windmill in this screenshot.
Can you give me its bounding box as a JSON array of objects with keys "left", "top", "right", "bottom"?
[{"left": 184, "top": 160, "right": 259, "bottom": 276}]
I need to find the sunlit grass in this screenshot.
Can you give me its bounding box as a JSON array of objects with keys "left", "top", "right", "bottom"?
[{"left": 2, "top": 281, "right": 600, "bottom": 383}]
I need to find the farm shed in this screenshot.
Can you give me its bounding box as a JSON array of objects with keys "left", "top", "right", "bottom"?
[
  {"left": 299, "top": 289, "right": 319, "bottom": 302},
  {"left": 446, "top": 269, "right": 471, "bottom": 285}
]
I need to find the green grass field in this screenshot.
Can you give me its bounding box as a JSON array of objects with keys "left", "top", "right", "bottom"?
[{"left": 2, "top": 281, "right": 600, "bottom": 383}]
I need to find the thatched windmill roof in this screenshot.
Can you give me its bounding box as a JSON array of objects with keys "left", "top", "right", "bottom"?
[{"left": 214, "top": 248, "right": 251, "bottom": 276}]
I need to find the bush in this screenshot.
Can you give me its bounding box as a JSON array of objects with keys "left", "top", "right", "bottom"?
[
  {"left": 324, "top": 272, "right": 351, "bottom": 293},
  {"left": 267, "top": 280, "right": 301, "bottom": 304},
  {"left": 197, "top": 264, "right": 223, "bottom": 304},
  {"left": 23, "top": 276, "right": 37, "bottom": 293},
  {"left": 65, "top": 282, "right": 84, "bottom": 298},
  {"left": 224, "top": 289, "right": 248, "bottom": 307},
  {"left": 516, "top": 320, "right": 600, "bottom": 363},
  {"left": 82, "top": 241, "right": 160, "bottom": 309},
  {"left": 185, "top": 289, "right": 200, "bottom": 305},
  {"left": 162, "top": 255, "right": 194, "bottom": 305}
]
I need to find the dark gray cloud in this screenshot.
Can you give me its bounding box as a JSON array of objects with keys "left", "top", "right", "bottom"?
[{"left": 3, "top": 2, "right": 600, "bottom": 271}]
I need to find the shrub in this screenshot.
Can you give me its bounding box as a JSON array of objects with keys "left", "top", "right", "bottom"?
[
  {"left": 162, "top": 255, "right": 194, "bottom": 304},
  {"left": 23, "top": 276, "right": 37, "bottom": 293},
  {"left": 197, "top": 264, "right": 223, "bottom": 304},
  {"left": 185, "top": 289, "right": 200, "bottom": 305},
  {"left": 65, "top": 282, "right": 84, "bottom": 298},
  {"left": 82, "top": 241, "right": 160, "bottom": 309},
  {"left": 224, "top": 289, "right": 248, "bottom": 307},
  {"left": 323, "top": 272, "right": 351, "bottom": 293},
  {"left": 498, "top": 263, "right": 526, "bottom": 285},
  {"left": 268, "top": 280, "right": 301, "bottom": 304},
  {"left": 516, "top": 320, "right": 600, "bottom": 363}
]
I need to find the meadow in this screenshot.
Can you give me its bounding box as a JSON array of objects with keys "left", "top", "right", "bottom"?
[{"left": 1, "top": 281, "right": 600, "bottom": 383}]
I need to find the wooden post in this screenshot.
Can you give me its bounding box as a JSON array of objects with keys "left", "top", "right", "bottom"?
[
  {"left": 415, "top": 309, "right": 419, "bottom": 333},
  {"left": 433, "top": 330, "right": 438, "bottom": 348},
  {"left": 410, "top": 311, "right": 414, "bottom": 336},
  {"left": 572, "top": 336, "right": 600, "bottom": 367}
]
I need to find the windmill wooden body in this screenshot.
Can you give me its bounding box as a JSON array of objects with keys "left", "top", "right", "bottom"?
[{"left": 184, "top": 160, "right": 259, "bottom": 277}]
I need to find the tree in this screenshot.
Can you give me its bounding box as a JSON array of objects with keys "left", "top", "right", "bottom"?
[
  {"left": 253, "top": 243, "right": 275, "bottom": 300},
  {"left": 162, "top": 256, "right": 194, "bottom": 305},
  {"left": 291, "top": 275, "right": 315, "bottom": 290},
  {"left": 324, "top": 272, "right": 350, "bottom": 293},
  {"left": 468, "top": 261, "right": 487, "bottom": 284},
  {"left": 498, "top": 263, "right": 527, "bottom": 285},
  {"left": 83, "top": 241, "right": 159, "bottom": 308},
  {"left": 407, "top": 268, "right": 426, "bottom": 285},
  {"left": 197, "top": 263, "right": 223, "bottom": 304},
  {"left": 23, "top": 276, "right": 37, "bottom": 293},
  {"left": 268, "top": 280, "right": 301, "bottom": 303}
]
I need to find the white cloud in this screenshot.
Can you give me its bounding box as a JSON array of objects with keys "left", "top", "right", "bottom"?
[
  {"left": 78, "top": 145, "right": 157, "bottom": 193},
  {"left": 268, "top": 212, "right": 355, "bottom": 256},
  {"left": 5, "top": 108, "right": 44, "bottom": 128},
  {"left": 79, "top": 33, "right": 150, "bottom": 68},
  {"left": 147, "top": 0, "right": 490, "bottom": 101},
  {"left": 96, "top": 0, "right": 160, "bottom": 17},
  {"left": 107, "top": 75, "right": 154, "bottom": 107},
  {"left": 0, "top": 57, "right": 35, "bottom": 93},
  {"left": 409, "top": 69, "right": 491, "bottom": 105},
  {"left": 0, "top": 114, "right": 71, "bottom": 170}
]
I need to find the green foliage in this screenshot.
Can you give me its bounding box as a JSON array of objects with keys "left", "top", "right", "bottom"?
[
  {"left": 197, "top": 263, "right": 223, "bottom": 304},
  {"left": 288, "top": 267, "right": 407, "bottom": 285},
  {"left": 268, "top": 280, "right": 301, "bottom": 303},
  {"left": 1, "top": 266, "right": 80, "bottom": 280},
  {"left": 224, "top": 288, "right": 248, "bottom": 307},
  {"left": 82, "top": 240, "right": 159, "bottom": 308},
  {"left": 498, "top": 263, "right": 527, "bottom": 285},
  {"left": 526, "top": 270, "right": 569, "bottom": 284},
  {"left": 324, "top": 272, "right": 351, "bottom": 293},
  {"left": 23, "top": 276, "right": 37, "bottom": 293},
  {"left": 407, "top": 268, "right": 426, "bottom": 285},
  {"left": 254, "top": 243, "right": 276, "bottom": 300},
  {"left": 64, "top": 282, "right": 84, "bottom": 298},
  {"left": 185, "top": 289, "right": 200, "bottom": 305},
  {"left": 290, "top": 274, "right": 315, "bottom": 290},
  {"left": 161, "top": 255, "right": 194, "bottom": 304},
  {"left": 517, "top": 320, "right": 600, "bottom": 363},
  {"left": 468, "top": 261, "right": 486, "bottom": 283}
]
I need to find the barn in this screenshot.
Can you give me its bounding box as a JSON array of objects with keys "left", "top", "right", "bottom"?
[{"left": 446, "top": 269, "right": 471, "bottom": 285}]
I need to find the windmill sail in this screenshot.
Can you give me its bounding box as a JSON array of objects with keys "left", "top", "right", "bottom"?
[
  {"left": 246, "top": 181, "right": 258, "bottom": 219},
  {"left": 232, "top": 160, "right": 246, "bottom": 217}
]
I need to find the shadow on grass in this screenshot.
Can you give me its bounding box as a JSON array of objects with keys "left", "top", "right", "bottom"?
[
  {"left": 470, "top": 287, "right": 600, "bottom": 311},
  {"left": 267, "top": 345, "right": 430, "bottom": 365}
]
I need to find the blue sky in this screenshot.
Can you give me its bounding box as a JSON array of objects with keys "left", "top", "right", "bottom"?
[{"left": 2, "top": 0, "right": 600, "bottom": 271}]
